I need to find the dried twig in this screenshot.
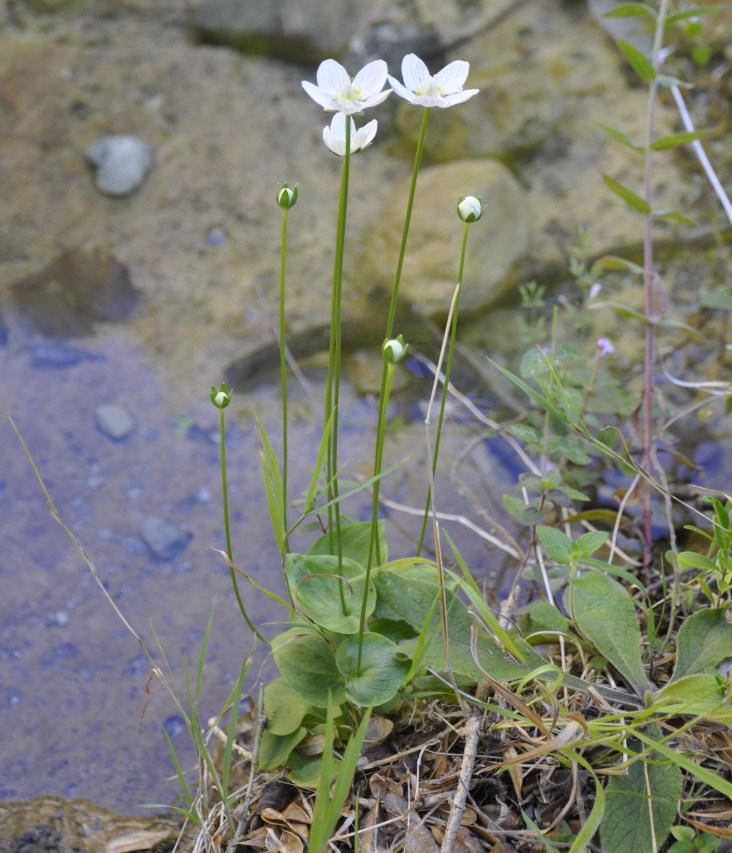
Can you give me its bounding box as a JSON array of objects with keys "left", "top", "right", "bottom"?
[{"left": 440, "top": 715, "right": 481, "bottom": 853}]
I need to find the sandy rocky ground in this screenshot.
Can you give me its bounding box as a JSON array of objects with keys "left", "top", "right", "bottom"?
[{"left": 1, "top": 0, "right": 731, "bottom": 847}]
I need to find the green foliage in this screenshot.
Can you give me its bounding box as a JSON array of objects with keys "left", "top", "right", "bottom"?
[
  {"left": 601, "top": 741, "right": 682, "bottom": 853},
  {"left": 566, "top": 570, "right": 652, "bottom": 696}
]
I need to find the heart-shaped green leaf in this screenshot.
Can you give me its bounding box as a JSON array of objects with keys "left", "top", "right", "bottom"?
[
  {"left": 263, "top": 676, "right": 313, "bottom": 735},
  {"left": 336, "top": 633, "right": 411, "bottom": 706},
  {"left": 307, "top": 519, "right": 387, "bottom": 567},
  {"left": 286, "top": 553, "right": 375, "bottom": 634},
  {"left": 272, "top": 627, "right": 345, "bottom": 708}
]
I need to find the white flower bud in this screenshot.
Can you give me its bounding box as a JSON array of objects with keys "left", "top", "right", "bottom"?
[
  {"left": 382, "top": 335, "right": 408, "bottom": 364},
  {"left": 457, "top": 195, "right": 483, "bottom": 223}
]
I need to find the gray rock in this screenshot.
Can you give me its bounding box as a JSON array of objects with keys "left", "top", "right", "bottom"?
[
  {"left": 84, "top": 136, "right": 154, "bottom": 197},
  {"left": 194, "top": 0, "right": 356, "bottom": 62},
  {"left": 140, "top": 516, "right": 191, "bottom": 561},
  {"left": 95, "top": 403, "right": 135, "bottom": 440}
]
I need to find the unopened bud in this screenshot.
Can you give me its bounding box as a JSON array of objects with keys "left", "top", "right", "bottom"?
[
  {"left": 457, "top": 195, "right": 483, "bottom": 223},
  {"left": 276, "top": 182, "right": 299, "bottom": 209},
  {"left": 210, "top": 382, "right": 233, "bottom": 409},
  {"left": 382, "top": 335, "right": 408, "bottom": 364}
]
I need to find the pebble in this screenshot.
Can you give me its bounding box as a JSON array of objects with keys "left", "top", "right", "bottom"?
[
  {"left": 140, "top": 516, "right": 191, "bottom": 561},
  {"left": 95, "top": 403, "right": 135, "bottom": 440},
  {"left": 84, "top": 135, "right": 154, "bottom": 197}
]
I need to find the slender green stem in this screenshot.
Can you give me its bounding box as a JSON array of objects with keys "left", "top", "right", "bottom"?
[
  {"left": 640, "top": 0, "right": 669, "bottom": 569},
  {"left": 366, "top": 107, "right": 431, "bottom": 573},
  {"left": 416, "top": 221, "right": 471, "bottom": 555},
  {"left": 358, "top": 360, "right": 395, "bottom": 671},
  {"left": 279, "top": 207, "right": 290, "bottom": 553},
  {"left": 219, "top": 406, "right": 267, "bottom": 644},
  {"left": 322, "top": 116, "right": 351, "bottom": 612}
]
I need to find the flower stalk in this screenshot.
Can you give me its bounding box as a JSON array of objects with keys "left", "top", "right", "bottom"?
[{"left": 211, "top": 384, "right": 266, "bottom": 644}]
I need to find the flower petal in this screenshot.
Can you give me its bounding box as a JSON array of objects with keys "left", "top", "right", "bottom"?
[
  {"left": 316, "top": 58, "right": 349, "bottom": 93},
  {"left": 387, "top": 75, "right": 417, "bottom": 103},
  {"left": 441, "top": 88, "right": 479, "bottom": 107},
  {"left": 302, "top": 80, "right": 335, "bottom": 109},
  {"left": 360, "top": 89, "right": 392, "bottom": 110},
  {"left": 433, "top": 60, "right": 470, "bottom": 94},
  {"left": 353, "top": 118, "right": 378, "bottom": 150},
  {"left": 352, "top": 59, "right": 388, "bottom": 97},
  {"left": 402, "top": 53, "right": 429, "bottom": 91}
]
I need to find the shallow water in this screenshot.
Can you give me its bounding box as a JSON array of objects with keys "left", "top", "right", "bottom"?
[{"left": 0, "top": 311, "right": 517, "bottom": 814}]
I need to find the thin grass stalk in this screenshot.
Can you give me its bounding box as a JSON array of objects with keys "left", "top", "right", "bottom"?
[
  {"left": 323, "top": 116, "right": 352, "bottom": 611},
  {"left": 279, "top": 206, "right": 290, "bottom": 552},
  {"left": 640, "top": 0, "right": 670, "bottom": 568},
  {"left": 416, "top": 220, "right": 471, "bottom": 555},
  {"left": 366, "top": 107, "right": 431, "bottom": 571},
  {"left": 219, "top": 405, "right": 266, "bottom": 643}
]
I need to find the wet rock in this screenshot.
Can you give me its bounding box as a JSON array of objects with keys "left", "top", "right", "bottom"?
[
  {"left": 9, "top": 248, "right": 140, "bottom": 338},
  {"left": 0, "top": 796, "right": 177, "bottom": 853},
  {"left": 84, "top": 135, "right": 154, "bottom": 197},
  {"left": 194, "top": 0, "right": 356, "bottom": 63},
  {"left": 95, "top": 403, "right": 135, "bottom": 441},
  {"left": 359, "top": 159, "right": 529, "bottom": 318},
  {"left": 140, "top": 516, "right": 191, "bottom": 561}
]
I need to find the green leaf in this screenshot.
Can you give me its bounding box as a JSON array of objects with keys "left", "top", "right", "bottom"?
[
  {"left": 595, "top": 121, "right": 644, "bottom": 153},
  {"left": 666, "top": 6, "right": 725, "bottom": 25},
  {"left": 604, "top": 2, "right": 657, "bottom": 18},
  {"left": 272, "top": 627, "right": 346, "bottom": 708},
  {"left": 308, "top": 704, "right": 371, "bottom": 849},
  {"left": 263, "top": 677, "right": 313, "bottom": 736},
  {"left": 633, "top": 727, "right": 732, "bottom": 799},
  {"left": 616, "top": 39, "right": 655, "bottom": 81},
  {"left": 672, "top": 607, "right": 732, "bottom": 680},
  {"left": 336, "top": 633, "right": 411, "bottom": 706},
  {"left": 651, "top": 673, "right": 732, "bottom": 726},
  {"left": 529, "top": 600, "right": 571, "bottom": 633},
  {"left": 488, "top": 358, "right": 569, "bottom": 423},
  {"left": 308, "top": 519, "right": 387, "bottom": 568},
  {"left": 700, "top": 289, "right": 732, "bottom": 310},
  {"left": 286, "top": 552, "right": 375, "bottom": 634},
  {"left": 601, "top": 746, "right": 682, "bottom": 853},
  {"left": 258, "top": 726, "right": 308, "bottom": 771},
  {"left": 654, "top": 209, "right": 696, "bottom": 226},
  {"left": 575, "top": 530, "right": 610, "bottom": 559},
  {"left": 568, "top": 765, "right": 606, "bottom": 853},
  {"left": 677, "top": 551, "right": 717, "bottom": 572},
  {"left": 374, "top": 560, "right": 530, "bottom": 682},
  {"left": 603, "top": 175, "right": 652, "bottom": 214},
  {"left": 650, "top": 129, "right": 709, "bottom": 150},
  {"left": 537, "top": 525, "right": 573, "bottom": 565},
  {"left": 590, "top": 254, "right": 645, "bottom": 276},
  {"left": 566, "top": 570, "right": 651, "bottom": 695}
]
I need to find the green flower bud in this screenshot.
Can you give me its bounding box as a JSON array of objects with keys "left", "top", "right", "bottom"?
[
  {"left": 457, "top": 195, "right": 483, "bottom": 223},
  {"left": 276, "top": 182, "right": 299, "bottom": 209},
  {"left": 210, "top": 382, "right": 233, "bottom": 409},
  {"left": 382, "top": 334, "right": 408, "bottom": 364}
]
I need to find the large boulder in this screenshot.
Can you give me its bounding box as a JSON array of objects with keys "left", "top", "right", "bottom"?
[{"left": 359, "top": 159, "right": 529, "bottom": 319}]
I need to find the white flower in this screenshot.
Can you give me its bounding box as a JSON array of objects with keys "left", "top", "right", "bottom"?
[
  {"left": 388, "top": 54, "right": 479, "bottom": 108},
  {"left": 457, "top": 195, "right": 483, "bottom": 222},
  {"left": 323, "top": 113, "right": 378, "bottom": 156},
  {"left": 302, "top": 58, "right": 390, "bottom": 115}
]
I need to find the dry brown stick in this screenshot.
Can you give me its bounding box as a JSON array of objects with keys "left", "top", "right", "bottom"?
[{"left": 440, "top": 715, "right": 481, "bottom": 853}]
